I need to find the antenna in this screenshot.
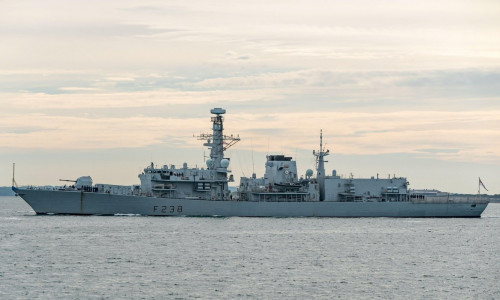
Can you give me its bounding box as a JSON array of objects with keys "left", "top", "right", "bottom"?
[
  {"left": 252, "top": 148, "right": 255, "bottom": 175},
  {"left": 267, "top": 136, "right": 270, "bottom": 156},
  {"left": 314, "top": 129, "right": 330, "bottom": 170},
  {"left": 314, "top": 129, "right": 330, "bottom": 201},
  {"left": 12, "top": 163, "right": 18, "bottom": 187}
]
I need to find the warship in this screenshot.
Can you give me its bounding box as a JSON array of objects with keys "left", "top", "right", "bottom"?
[{"left": 13, "top": 108, "right": 488, "bottom": 217}]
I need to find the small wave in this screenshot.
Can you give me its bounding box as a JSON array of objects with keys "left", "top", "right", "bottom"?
[
  {"left": 2, "top": 217, "right": 21, "bottom": 220},
  {"left": 114, "top": 213, "right": 142, "bottom": 217}
]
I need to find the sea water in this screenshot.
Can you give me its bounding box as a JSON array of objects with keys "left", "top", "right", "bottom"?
[{"left": 1, "top": 196, "right": 499, "bottom": 299}]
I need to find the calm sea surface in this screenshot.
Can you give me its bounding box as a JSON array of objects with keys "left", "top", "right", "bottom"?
[{"left": 1, "top": 196, "right": 499, "bottom": 299}]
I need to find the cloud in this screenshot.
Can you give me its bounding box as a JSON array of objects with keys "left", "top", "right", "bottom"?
[
  {"left": 3, "top": 0, "right": 500, "bottom": 73},
  {"left": 227, "top": 110, "right": 500, "bottom": 163},
  {"left": 59, "top": 87, "right": 101, "bottom": 92},
  {"left": 3, "top": 68, "right": 499, "bottom": 99},
  {"left": 417, "top": 148, "right": 460, "bottom": 154},
  {"left": 0, "top": 114, "right": 207, "bottom": 150},
  {"left": 0, "top": 89, "right": 282, "bottom": 112},
  {"left": 0, "top": 22, "right": 173, "bottom": 38},
  {"left": 2, "top": 92, "right": 499, "bottom": 165},
  {"left": 1, "top": 66, "right": 499, "bottom": 166}
]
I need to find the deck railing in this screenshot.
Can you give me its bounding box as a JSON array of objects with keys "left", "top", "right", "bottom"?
[{"left": 413, "top": 195, "right": 489, "bottom": 204}]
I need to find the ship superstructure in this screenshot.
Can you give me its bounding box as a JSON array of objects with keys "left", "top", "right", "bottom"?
[
  {"left": 13, "top": 108, "right": 489, "bottom": 217},
  {"left": 137, "top": 108, "right": 239, "bottom": 201},
  {"left": 238, "top": 154, "right": 318, "bottom": 202}
]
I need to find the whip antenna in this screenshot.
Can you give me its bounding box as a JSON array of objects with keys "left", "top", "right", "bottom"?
[{"left": 12, "top": 163, "right": 18, "bottom": 187}]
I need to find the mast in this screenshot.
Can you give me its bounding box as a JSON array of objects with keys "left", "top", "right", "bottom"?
[
  {"left": 208, "top": 108, "right": 225, "bottom": 169},
  {"left": 313, "top": 130, "right": 330, "bottom": 201},
  {"left": 195, "top": 108, "right": 240, "bottom": 199},
  {"left": 196, "top": 107, "right": 240, "bottom": 194},
  {"left": 478, "top": 177, "right": 488, "bottom": 202},
  {"left": 12, "top": 163, "right": 18, "bottom": 187},
  {"left": 478, "top": 177, "right": 482, "bottom": 202},
  {"left": 197, "top": 108, "right": 240, "bottom": 169}
]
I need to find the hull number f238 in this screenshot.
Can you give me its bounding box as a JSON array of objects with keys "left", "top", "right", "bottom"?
[{"left": 153, "top": 205, "right": 183, "bottom": 214}]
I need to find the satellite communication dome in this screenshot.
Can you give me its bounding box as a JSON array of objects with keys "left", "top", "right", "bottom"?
[
  {"left": 206, "top": 159, "right": 213, "bottom": 168},
  {"left": 220, "top": 159, "right": 230, "bottom": 168},
  {"left": 306, "top": 169, "right": 314, "bottom": 177}
]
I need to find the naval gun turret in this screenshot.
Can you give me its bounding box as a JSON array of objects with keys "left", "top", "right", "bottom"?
[{"left": 59, "top": 176, "right": 93, "bottom": 189}]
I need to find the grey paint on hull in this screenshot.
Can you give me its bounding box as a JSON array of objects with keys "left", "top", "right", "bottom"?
[{"left": 16, "top": 189, "right": 487, "bottom": 218}]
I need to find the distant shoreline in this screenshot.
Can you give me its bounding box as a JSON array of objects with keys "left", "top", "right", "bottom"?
[{"left": 0, "top": 187, "right": 15, "bottom": 196}]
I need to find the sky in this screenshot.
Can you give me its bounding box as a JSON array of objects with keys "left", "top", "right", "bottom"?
[{"left": 1, "top": 0, "right": 499, "bottom": 194}]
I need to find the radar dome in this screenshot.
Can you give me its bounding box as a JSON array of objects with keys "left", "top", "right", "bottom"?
[
  {"left": 206, "top": 159, "right": 213, "bottom": 168},
  {"left": 306, "top": 169, "right": 314, "bottom": 177},
  {"left": 220, "top": 159, "right": 230, "bottom": 168}
]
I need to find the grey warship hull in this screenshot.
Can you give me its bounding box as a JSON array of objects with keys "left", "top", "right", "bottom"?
[{"left": 15, "top": 188, "right": 488, "bottom": 217}]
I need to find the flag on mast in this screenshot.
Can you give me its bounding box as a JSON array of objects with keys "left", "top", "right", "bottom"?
[{"left": 479, "top": 178, "right": 488, "bottom": 191}]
